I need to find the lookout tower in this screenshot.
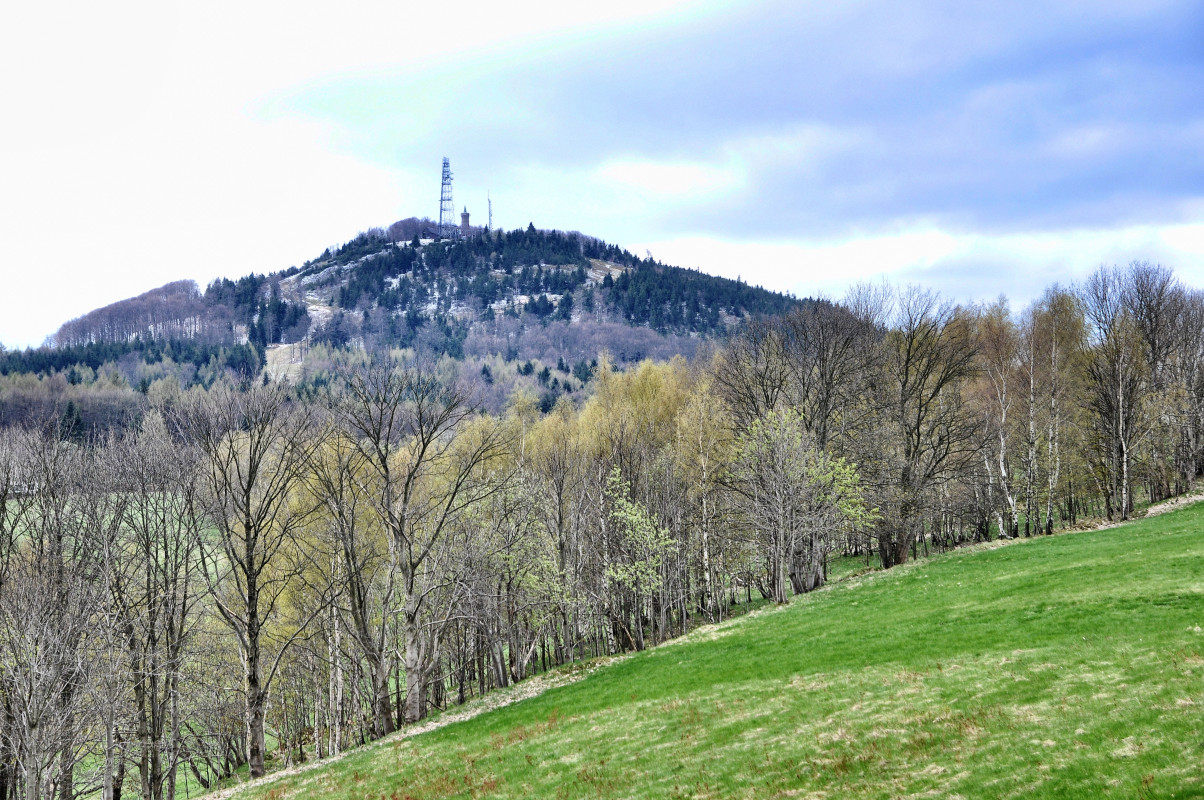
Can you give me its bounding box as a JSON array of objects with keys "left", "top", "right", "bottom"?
[{"left": 461, "top": 207, "right": 471, "bottom": 237}]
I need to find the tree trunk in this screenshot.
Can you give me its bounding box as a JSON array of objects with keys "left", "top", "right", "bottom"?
[
  {"left": 58, "top": 699, "right": 74, "bottom": 800},
  {"left": 245, "top": 618, "right": 267, "bottom": 779},
  {"left": 370, "top": 655, "right": 395, "bottom": 737},
  {"left": 113, "top": 754, "right": 125, "bottom": 800},
  {"left": 103, "top": 722, "right": 115, "bottom": 800},
  {"left": 402, "top": 598, "right": 425, "bottom": 725},
  {"left": 330, "top": 613, "right": 343, "bottom": 757},
  {"left": 23, "top": 724, "right": 40, "bottom": 800}
]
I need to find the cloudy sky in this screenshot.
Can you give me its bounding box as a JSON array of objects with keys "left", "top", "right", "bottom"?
[{"left": 1, "top": 0, "right": 1201, "bottom": 347}]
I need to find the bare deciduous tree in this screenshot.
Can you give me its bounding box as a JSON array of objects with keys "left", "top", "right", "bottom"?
[
  {"left": 332, "top": 356, "right": 509, "bottom": 724},
  {"left": 713, "top": 317, "right": 790, "bottom": 429},
  {"left": 104, "top": 412, "right": 205, "bottom": 800},
  {"left": 879, "top": 287, "right": 979, "bottom": 567},
  {"left": 1080, "top": 267, "right": 1145, "bottom": 520},
  {"left": 178, "top": 384, "right": 324, "bottom": 778}
]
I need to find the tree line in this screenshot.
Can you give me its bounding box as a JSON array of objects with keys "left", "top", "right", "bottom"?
[{"left": 0, "top": 260, "right": 1199, "bottom": 800}]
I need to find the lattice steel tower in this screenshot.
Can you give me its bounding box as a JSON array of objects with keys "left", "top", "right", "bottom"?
[{"left": 438, "top": 157, "right": 457, "bottom": 239}]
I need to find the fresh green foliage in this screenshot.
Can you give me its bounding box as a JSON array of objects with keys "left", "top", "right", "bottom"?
[
  {"left": 730, "top": 409, "right": 873, "bottom": 600},
  {"left": 733, "top": 409, "right": 873, "bottom": 528},
  {"left": 604, "top": 467, "right": 674, "bottom": 595},
  {"left": 229, "top": 504, "right": 1204, "bottom": 799}
]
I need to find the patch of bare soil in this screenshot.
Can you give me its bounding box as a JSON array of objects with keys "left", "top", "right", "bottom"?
[{"left": 1141, "top": 489, "right": 1204, "bottom": 518}]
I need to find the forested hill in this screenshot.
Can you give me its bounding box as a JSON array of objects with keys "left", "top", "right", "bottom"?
[
  {"left": 11, "top": 224, "right": 796, "bottom": 366},
  {"left": 294, "top": 223, "right": 796, "bottom": 343},
  {"left": 0, "top": 222, "right": 801, "bottom": 427}
]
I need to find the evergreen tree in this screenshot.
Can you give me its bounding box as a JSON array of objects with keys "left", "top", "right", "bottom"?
[{"left": 59, "top": 400, "right": 84, "bottom": 442}]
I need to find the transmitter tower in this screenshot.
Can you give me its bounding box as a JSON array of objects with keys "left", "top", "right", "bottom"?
[{"left": 438, "top": 157, "right": 457, "bottom": 239}]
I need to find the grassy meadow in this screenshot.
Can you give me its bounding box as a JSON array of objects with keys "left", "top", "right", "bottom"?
[{"left": 230, "top": 505, "right": 1204, "bottom": 799}]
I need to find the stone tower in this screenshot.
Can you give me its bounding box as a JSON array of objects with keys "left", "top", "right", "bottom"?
[{"left": 461, "top": 207, "right": 471, "bottom": 237}]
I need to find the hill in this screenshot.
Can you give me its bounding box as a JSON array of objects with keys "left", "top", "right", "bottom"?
[
  {"left": 225, "top": 503, "right": 1204, "bottom": 799},
  {"left": 0, "top": 224, "right": 801, "bottom": 425},
  {"left": 13, "top": 225, "right": 798, "bottom": 372}
]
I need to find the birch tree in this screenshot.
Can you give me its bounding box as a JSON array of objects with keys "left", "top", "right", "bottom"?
[{"left": 1080, "top": 268, "right": 1145, "bottom": 520}]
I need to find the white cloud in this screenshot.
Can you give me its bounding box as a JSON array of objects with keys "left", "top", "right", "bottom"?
[
  {"left": 1159, "top": 223, "right": 1204, "bottom": 257},
  {"left": 0, "top": 112, "right": 403, "bottom": 348},
  {"left": 594, "top": 160, "right": 744, "bottom": 199},
  {"left": 636, "top": 222, "right": 1204, "bottom": 308}
]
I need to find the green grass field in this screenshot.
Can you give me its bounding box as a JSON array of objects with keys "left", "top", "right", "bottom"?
[{"left": 232, "top": 506, "right": 1204, "bottom": 799}]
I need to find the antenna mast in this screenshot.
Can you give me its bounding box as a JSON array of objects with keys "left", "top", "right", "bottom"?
[
  {"left": 487, "top": 191, "right": 493, "bottom": 231},
  {"left": 438, "top": 157, "right": 457, "bottom": 239}
]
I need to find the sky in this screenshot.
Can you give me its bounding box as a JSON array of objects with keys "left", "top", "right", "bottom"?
[{"left": 1, "top": 0, "right": 1202, "bottom": 348}]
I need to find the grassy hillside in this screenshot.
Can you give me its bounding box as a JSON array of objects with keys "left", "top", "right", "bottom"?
[{"left": 231, "top": 506, "right": 1204, "bottom": 799}]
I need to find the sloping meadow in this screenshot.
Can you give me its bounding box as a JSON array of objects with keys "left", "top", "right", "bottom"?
[{"left": 234, "top": 505, "right": 1204, "bottom": 799}]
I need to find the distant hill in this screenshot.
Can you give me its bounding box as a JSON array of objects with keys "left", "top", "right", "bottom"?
[
  {"left": 0, "top": 222, "right": 803, "bottom": 423},
  {"left": 43, "top": 223, "right": 797, "bottom": 356},
  {"left": 289, "top": 223, "right": 797, "bottom": 346}
]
